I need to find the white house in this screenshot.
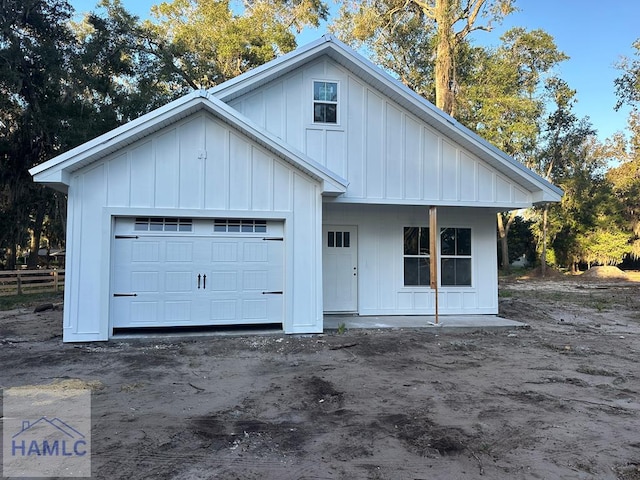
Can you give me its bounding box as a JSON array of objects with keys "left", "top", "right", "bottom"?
[{"left": 30, "top": 36, "right": 562, "bottom": 342}]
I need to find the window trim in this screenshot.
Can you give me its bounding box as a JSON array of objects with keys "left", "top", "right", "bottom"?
[
  {"left": 133, "top": 217, "right": 193, "bottom": 233},
  {"left": 213, "top": 218, "right": 267, "bottom": 234},
  {"left": 439, "top": 227, "right": 472, "bottom": 287},
  {"left": 402, "top": 226, "right": 430, "bottom": 287},
  {"left": 312, "top": 80, "right": 340, "bottom": 125}
]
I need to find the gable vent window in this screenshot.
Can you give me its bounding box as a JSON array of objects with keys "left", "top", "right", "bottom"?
[
  {"left": 313, "top": 81, "right": 338, "bottom": 124},
  {"left": 214, "top": 219, "right": 267, "bottom": 233},
  {"left": 134, "top": 217, "right": 193, "bottom": 232}
]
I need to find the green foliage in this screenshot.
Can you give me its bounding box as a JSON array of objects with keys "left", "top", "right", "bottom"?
[
  {"left": 142, "top": 0, "right": 328, "bottom": 89},
  {"left": 460, "top": 28, "right": 568, "bottom": 163},
  {"left": 0, "top": 0, "right": 329, "bottom": 269},
  {"left": 614, "top": 39, "right": 640, "bottom": 111},
  {"left": 577, "top": 229, "right": 632, "bottom": 266},
  {"left": 331, "top": 0, "right": 437, "bottom": 100}
]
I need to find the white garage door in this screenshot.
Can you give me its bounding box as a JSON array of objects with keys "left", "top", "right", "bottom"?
[{"left": 110, "top": 217, "right": 284, "bottom": 329}]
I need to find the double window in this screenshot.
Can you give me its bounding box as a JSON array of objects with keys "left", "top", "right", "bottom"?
[
  {"left": 313, "top": 81, "right": 338, "bottom": 124},
  {"left": 403, "top": 227, "right": 472, "bottom": 287}
]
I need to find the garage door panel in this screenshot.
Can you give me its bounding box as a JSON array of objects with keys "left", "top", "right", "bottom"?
[
  {"left": 166, "top": 242, "right": 193, "bottom": 262},
  {"left": 243, "top": 270, "right": 267, "bottom": 290},
  {"left": 210, "top": 300, "right": 236, "bottom": 321},
  {"left": 243, "top": 242, "right": 268, "bottom": 262},
  {"left": 165, "top": 271, "right": 193, "bottom": 292},
  {"left": 165, "top": 301, "right": 191, "bottom": 322},
  {"left": 130, "top": 301, "right": 158, "bottom": 324},
  {"left": 244, "top": 299, "right": 268, "bottom": 319},
  {"left": 209, "top": 271, "right": 237, "bottom": 291},
  {"left": 132, "top": 242, "right": 160, "bottom": 262},
  {"left": 212, "top": 242, "right": 237, "bottom": 262},
  {"left": 131, "top": 271, "right": 160, "bottom": 292}
]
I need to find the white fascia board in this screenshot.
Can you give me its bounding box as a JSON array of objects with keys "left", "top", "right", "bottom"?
[
  {"left": 32, "top": 168, "right": 70, "bottom": 186},
  {"left": 532, "top": 189, "right": 564, "bottom": 204},
  {"left": 29, "top": 90, "right": 211, "bottom": 182}
]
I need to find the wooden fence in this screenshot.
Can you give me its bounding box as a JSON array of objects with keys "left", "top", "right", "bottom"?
[{"left": 0, "top": 270, "right": 65, "bottom": 296}]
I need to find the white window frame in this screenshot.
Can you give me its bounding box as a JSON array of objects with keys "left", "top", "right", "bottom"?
[
  {"left": 133, "top": 217, "right": 193, "bottom": 233},
  {"left": 440, "top": 227, "right": 472, "bottom": 287},
  {"left": 402, "top": 226, "right": 430, "bottom": 287},
  {"left": 312, "top": 80, "right": 339, "bottom": 125},
  {"left": 213, "top": 218, "right": 267, "bottom": 234}
]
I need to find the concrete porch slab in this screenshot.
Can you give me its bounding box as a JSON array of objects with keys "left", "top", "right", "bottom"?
[{"left": 324, "top": 314, "right": 526, "bottom": 332}]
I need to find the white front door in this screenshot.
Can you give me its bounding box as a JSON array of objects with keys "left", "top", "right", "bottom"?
[
  {"left": 110, "top": 217, "right": 284, "bottom": 329},
  {"left": 322, "top": 225, "right": 358, "bottom": 312}
]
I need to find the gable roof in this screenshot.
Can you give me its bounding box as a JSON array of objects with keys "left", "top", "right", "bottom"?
[
  {"left": 212, "top": 35, "right": 562, "bottom": 204},
  {"left": 29, "top": 90, "right": 348, "bottom": 195}
]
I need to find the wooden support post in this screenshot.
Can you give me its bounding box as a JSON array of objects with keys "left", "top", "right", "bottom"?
[
  {"left": 429, "top": 206, "right": 439, "bottom": 324},
  {"left": 53, "top": 270, "right": 59, "bottom": 292},
  {"left": 17, "top": 272, "right": 22, "bottom": 296}
]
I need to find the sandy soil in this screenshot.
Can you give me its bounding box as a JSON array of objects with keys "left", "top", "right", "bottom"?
[{"left": 1, "top": 274, "right": 640, "bottom": 479}]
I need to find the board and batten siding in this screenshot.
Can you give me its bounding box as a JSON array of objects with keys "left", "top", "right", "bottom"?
[
  {"left": 228, "top": 57, "right": 531, "bottom": 207},
  {"left": 63, "top": 112, "right": 323, "bottom": 341},
  {"left": 323, "top": 204, "right": 499, "bottom": 315}
]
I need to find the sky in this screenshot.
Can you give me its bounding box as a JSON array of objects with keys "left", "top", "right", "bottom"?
[{"left": 69, "top": 0, "right": 639, "bottom": 142}]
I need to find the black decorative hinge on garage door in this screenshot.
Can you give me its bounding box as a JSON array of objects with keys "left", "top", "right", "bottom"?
[
  {"left": 115, "top": 235, "right": 139, "bottom": 239},
  {"left": 113, "top": 293, "right": 138, "bottom": 297},
  {"left": 262, "top": 291, "right": 283, "bottom": 295},
  {"left": 262, "top": 237, "right": 283, "bottom": 241}
]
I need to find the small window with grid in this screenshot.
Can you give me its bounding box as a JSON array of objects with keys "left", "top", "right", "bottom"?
[
  {"left": 134, "top": 217, "right": 193, "bottom": 232},
  {"left": 313, "top": 81, "right": 338, "bottom": 124},
  {"left": 213, "top": 219, "right": 267, "bottom": 233},
  {"left": 327, "top": 231, "right": 351, "bottom": 248}
]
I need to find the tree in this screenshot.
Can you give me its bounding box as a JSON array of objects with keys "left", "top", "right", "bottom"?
[
  {"left": 333, "top": 0, "right": 515, "bottom": 117},
  {"left": 605, "top": 111, "right": 640, "bottom": 260},
  {"left": 139, "top": 0, "right": 329, "bottom": 90},
  {"left": 331, "top": 0, "right": 438, "bottom": 100},
  {"left": 332, "top": 4, "right": 568, "bottom": 271},
  {"left": 614, "top": 39, "right": 640, "bottom": 111},
  {"left": 531, "top": 81, "right": 636, "bottom": 271},
  {"left": 0, "top": 0, "right": 165, "bottom": 269},
  {"left": 497, "top": 214, "right": 535, "bottom": 268},
  {"left": 0, "top": 0, "right": 78, "bottom": 268},
  {"left": 423, "top": 0, "right": 516, "bottom": 116},
  {"left": 461, "top": 29, "right": 566, "bottom": 271}
]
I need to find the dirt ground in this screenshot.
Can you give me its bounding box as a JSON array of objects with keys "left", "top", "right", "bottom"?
[{"left": 2, "top": 273, "right": 640, "bottom": 479}]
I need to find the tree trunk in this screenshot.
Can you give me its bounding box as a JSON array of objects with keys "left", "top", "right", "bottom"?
[
  {"left": 27, "top": 203, "right": 46, "bottom": 269},
  {"left": 541, "top": 205, "right": 548, "bottom": 277},
  {"left": 497, "top": 213, "right": 509, "bottom": 271},
  {"left": 6, "top": 246, "right": 17, "bottom": 271},
  {"left": 433, "top": 0, "right": 455, "bottom": 116},
  {"left": 497, "top": 211, "right": 518, "bottom": 272}
]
